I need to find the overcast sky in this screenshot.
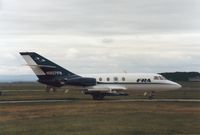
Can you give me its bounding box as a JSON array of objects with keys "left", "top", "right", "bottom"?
[{"left": 0, "top": 0, "right": 200, "bottom": 75}]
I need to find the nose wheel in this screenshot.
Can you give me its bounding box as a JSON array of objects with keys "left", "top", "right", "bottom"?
[
  {"left": 144, "top": 91, "right": 155, "bottom": 99},
  {"left": 46, "top": 86, "right": 57, "bottom": 93}
]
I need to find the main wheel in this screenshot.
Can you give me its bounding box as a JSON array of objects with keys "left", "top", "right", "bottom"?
[{"left": 92, "top": 94, "right": 105, "bottom": 100}]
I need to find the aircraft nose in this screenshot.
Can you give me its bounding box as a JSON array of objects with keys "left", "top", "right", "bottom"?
[
  {"left": 173, "top": 82, "right": 182, "bottom": 89},
  {"left": 176, "top": 83, "right": 182, "bottom": 89},
  {"left": 168, "top": 81, "right": 182, "bottom": 90}
]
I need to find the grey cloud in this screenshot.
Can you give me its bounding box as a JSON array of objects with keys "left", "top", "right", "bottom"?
[
  {"left": 0, "top": 0, "right": 200, "bottom": 75},
  {"left": 0, "top": 0, "right": 200, "bottom": 35}
]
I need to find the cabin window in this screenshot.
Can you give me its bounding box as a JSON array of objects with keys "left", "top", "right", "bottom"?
[
  {"left": 114, "top": 77, "right": 118, "bottom": 81},
  {"left": 141, "top": 79, "right": 145, "bottom": 83},
  {"left": 147, "top": 79, "right": 151, "bottom": 83},
  {"left": 107, "top": 77, "right": 110, "bottom": 81},
  {"left": 122, "top": 77, "right": 125, "bottom": 81},
  {"left": 99, "top": 77, "right": 102, "bottom": 81},
  {"left": 137, "top": 79, "right": 140, "bottom": 83}
]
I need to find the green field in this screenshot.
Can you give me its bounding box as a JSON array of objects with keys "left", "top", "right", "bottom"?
[{"left": 0, "top": 82, "right": 200, "bottom": 135}]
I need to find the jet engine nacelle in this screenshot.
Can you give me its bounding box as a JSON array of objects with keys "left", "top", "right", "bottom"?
[
  {"left": 38, "top": 79, "right": 64, "bottom": 87},
  {"left": 65, "top": 77, "right": 96, "bottom": 86}
]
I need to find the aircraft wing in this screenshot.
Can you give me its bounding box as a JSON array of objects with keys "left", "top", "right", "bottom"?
[
  {"left": 85, "top": 85, "right": 128, "bottom": 97},
  {"left": 87, "top": 85, "right": 127, "bottom": 93},
  {"left": 107, "top": 85, "right": 127, "bottom": 91}
]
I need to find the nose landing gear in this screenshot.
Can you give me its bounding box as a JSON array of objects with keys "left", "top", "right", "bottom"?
[
  {"left": 144, "top": 91, "right": 155, "bottom": 99},
  {"left": 46, "top": 86, "right": 57, "bottom": 93}
]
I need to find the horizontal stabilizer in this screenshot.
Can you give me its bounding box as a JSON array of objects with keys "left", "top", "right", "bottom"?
[{"left": 24, "top": 64, "right": 56, "bottom": 68}]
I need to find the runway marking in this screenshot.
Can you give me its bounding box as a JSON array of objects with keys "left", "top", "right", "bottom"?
[
  {"left": 0, "top": 99, "right": 74, "bottom": 104},
  {"left": 116, "top": 99, "right": 200, "bottom": 102},
  {"left": 0, "top": 99, "right": 199, "bottom": 104},
  {"left": 0, "top": 90, "right": 43, "bottom": 92}
]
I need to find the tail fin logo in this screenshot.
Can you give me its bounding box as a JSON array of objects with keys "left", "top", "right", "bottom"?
[{"left": 34, "top": 57, "right": 46, "bottom": 62}]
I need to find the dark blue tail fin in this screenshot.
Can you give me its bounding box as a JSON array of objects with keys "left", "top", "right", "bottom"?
[{"left": 20, "top": 52, "right": 79, "bottom": 82}]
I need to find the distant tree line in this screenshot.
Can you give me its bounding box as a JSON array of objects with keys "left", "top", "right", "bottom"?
[{"left": 160, "top": 72, "right": 200, "bottom": 82}]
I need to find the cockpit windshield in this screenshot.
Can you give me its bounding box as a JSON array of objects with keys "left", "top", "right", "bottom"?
[{"left": 154, "top": 76, "right": 167, "bottom": 80}]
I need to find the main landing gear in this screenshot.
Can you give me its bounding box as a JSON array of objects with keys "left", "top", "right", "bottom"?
[
  {"left": 84, "top": 91, "right": 105, "bottom": 100},
  {"left": 92, "top": 93, "right": 105, "bottom": 100},
  {"left": 85, "top": 92, "right": 128, "bottom": 100}
]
